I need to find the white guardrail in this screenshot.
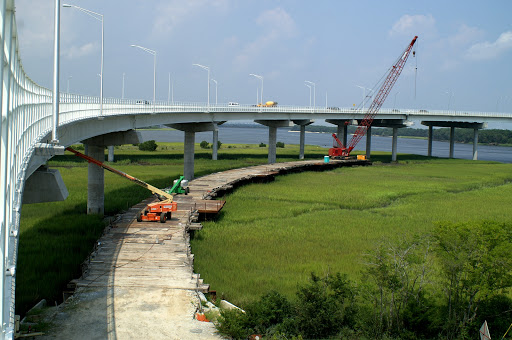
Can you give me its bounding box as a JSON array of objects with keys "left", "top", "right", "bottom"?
[{"left": 1, "top": 1, "right": 512, "bottom": 338}]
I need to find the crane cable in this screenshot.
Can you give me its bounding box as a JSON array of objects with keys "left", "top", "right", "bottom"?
[{"left": 414, "top": 39, "right": 418, "bottom": 100}]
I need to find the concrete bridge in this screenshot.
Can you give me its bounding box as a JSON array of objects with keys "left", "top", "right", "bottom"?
[{"left": 1, "top": 1, "right": 512, "bottom": 338}]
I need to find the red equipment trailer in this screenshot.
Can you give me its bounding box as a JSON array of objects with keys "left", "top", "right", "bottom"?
[
  {"left": 329, "top": 36, "right": 418, "bottom": 158},
  {"left": 66, "top": 147, "right": 177, "bottom": 223}
]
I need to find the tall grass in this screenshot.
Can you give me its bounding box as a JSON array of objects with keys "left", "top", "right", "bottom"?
[
  {"left": 190, "top": 159, "right": 512, "bottom": 306},
  {"left": 16, "top": 142, "right": 324, "bottom": 316}
]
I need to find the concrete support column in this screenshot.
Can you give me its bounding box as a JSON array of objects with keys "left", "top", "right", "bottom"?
[
  {"left": 391, "top": 127, "right": 398, "bottom": 162},
  {"left": 107, "top": 145, "right": 114, "bottom": 162},
  {"left": 184, "top": 131, "right": 195, "bottom": 180},
  {"left": 336, "top": 125, "right": 343, "bottom": 145},
  {"left": 212, "top": 128, "right": 218, "bottom": 161},
  {"left": 427, "top": 126, "right": 433, "bottom": 157},
  {"left": 335, "top": 124, "right": 348, "bottom": 146},
  {"left": 449, "top": 126, "right": 455, "bottom": 158},
  {"left": 299, "top": 125, "right": 305, "bottom": 160},
  {"left": 473, "top": 128, "right": 479, "bottom": 160},
  {"left": 268, "top": 126, "right": 277, "bottom": 164},
  {"left": 87, "top": 145, "right": 104, "bottom": 215},
  {"left": 366, "top": 126, "right": 372, "bottom": 159}
]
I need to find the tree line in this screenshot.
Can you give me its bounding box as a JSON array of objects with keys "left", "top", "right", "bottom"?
[
  {"left": 290, "top": 125, "right": 512, "bottom": 146},
  {"left": 215, "top": 220, "right": 512, "bottom": 339}
]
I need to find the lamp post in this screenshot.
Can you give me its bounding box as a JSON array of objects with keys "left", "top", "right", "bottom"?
[
  {"left": 122, "top": 73, "right": 125, "bottom": 99},
  {"left": 66, "top": 75, "right": 72, "bottom": 93},
  {"left": 250, "top": 73, "right": 263, "bottom": 105},
  {"left": 305, "top": 80, "right": 315, "bottom": 110},
  {"left": 356, "top": 85, "right": 372, "bottom": 113},
  {"left": 393, "top": 91, "right": 400, "bottom": 110},
  {"left": 131, "top": 45, "right": 156, "bottom": 113},
  {"left": 193, "top": 64, "right": 210, "bottom": 110},
  {"left": 305, "top": 83, "right": 311, "bottom": 107},
  {"left": 444, "top": 91, "right": 454, "bottom": 110},
  {"left": 168, "top": 73, "right": 171, "bottom": 104},
  {"left": 211, "top": 79, "right": 218, "bottom": 105},
  {"left": 63, "top": 4, "right": 103, "bottom": 117}
]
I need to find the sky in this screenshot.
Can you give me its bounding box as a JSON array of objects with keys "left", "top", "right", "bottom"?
[{"left": 14, "top": 0, "right": 512, "bottom": 113}]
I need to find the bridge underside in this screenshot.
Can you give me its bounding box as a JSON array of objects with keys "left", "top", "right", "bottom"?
[{"left": 422, "top": 121, "right": 487, "bottom": 160}]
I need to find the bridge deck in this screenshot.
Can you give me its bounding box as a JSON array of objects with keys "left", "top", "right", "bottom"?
[{"left": 45, "top": 158, "right": 370, "bottom": 339}]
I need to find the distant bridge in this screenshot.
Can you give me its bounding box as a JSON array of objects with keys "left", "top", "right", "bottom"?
[{"left": 1, "top": 1, "right": 512, "bottom": 338}]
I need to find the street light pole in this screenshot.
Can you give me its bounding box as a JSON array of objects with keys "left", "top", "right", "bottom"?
[
  {"left": 193, "top": 64, "right": 210, "bottom": 110},
  {"left": 63, "top": 4, "right": 103, "bottom": 118},
  {"left": 62, "top": 4, "right": 105, "bottom": 119},
  {"left": 394, "top": 92, "right": 400, "bottom": 110},
  {"left": 122, "top": 73, "right": 125, "bottom": 99},
  {"left": 356, "top": 85, "right": 372, "bottom": 113},
  {"left": 305, "top": 83, "right": 311, "bottom": 107},
  {"left": 52, "top": 0, "right": 61, "bottom": 143},
  {"left": 131, "top": 45, "right": 157, "bottom": 113},
  {"left": 305, "top": 80, "right": 315, "bottom": 110},
  {"left": 66, "top": 75, "right": 72, "bottom": 93},
  {"left": 211, "top": 79, "right": 218, "bottom": 105},
  {"left": 250, "top": 74, "right": 263, "bottom": 105}
]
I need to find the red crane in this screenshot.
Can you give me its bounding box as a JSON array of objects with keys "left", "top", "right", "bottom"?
[{"left": 329, "top": 36, "right": 418, "bottom": 158}]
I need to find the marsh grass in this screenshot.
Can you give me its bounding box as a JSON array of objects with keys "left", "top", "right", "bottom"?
[
  {"left": 190, "top": 159, "right": 512, "bottom": 307},
  {"left": 15, "top": 142, "right": 326, "bottom": 316}
]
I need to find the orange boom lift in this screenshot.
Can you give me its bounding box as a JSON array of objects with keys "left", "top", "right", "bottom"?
[
  {"left": 66, "top": 147, "right": 177, "bottom": 223},
  {"left": 329, "top": 36, "right": 418, "bottom": 158}
]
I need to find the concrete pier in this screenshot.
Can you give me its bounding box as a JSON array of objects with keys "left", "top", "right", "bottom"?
[
  {"left": 428, "top": 126, "right": 433, "bottom": 157},
  {"left": 422, "top": 121, "right": 486, "bottom": 160},
  {"left": 366, "top": 126, "right": 372, "bottom": 159},
  {"left": 87, "top": 145, "right": 105, "bottom": 215},
  {"left": 391, "top": 127, "right": 398, "bottom": 162},
  {"left": 107, "top": 146, "right": 114, "bottom": 162}
]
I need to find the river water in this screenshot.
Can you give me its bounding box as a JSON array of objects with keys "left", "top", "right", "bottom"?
[{"left": 138, "top": 126, "right": 512, "bottom": 163}]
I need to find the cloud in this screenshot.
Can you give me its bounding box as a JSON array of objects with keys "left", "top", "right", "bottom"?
[
  {"left": 234, "top": 7, "right": 297, "bottom": 69},
  {"left": 63, "top": 43, "right": 98, "bottom": 59},
  {"left": 152, "top": 0, "right": 228, "bottom": 38},
  {"left": 465, "top": 31, "right": 512, "bottom": 60},
  {"left": 255, "top": 7, "right": 297, "bottom": 39},
  {"left": 16, "top": 1, "right": 54, "bottom": 56},
  {"left": 389, "top": 14, "right": 436, "bottom": 38}
]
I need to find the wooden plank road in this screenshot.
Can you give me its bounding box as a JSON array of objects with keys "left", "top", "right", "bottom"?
[
  {"left": 48, "top": 158, "right": 369, "bottom": 339},
  {"left": 73, "top": 158, "right": 369, "bottom": 291}
]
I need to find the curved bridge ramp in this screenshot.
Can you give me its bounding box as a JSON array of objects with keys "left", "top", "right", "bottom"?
[{"left": 40, "top": 158, "right": 369, "bottom": 339}]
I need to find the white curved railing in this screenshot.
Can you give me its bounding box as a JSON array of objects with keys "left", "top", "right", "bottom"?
[{"left": 2, "top": 1, "right": 512, "bottom": 338}]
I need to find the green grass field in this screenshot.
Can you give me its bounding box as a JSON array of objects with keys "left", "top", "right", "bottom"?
[
  {"left": 16, "top": 142, "right": 327, "bottom": 316},
  {"left": 17, "top": 142, "right": 512, "bottom": 318},
  {"left": 190, "top": 158, "right": 512, "bottom": 306}
]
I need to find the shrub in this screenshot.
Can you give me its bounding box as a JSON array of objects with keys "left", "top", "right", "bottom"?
[
  {"left": 138, "top": 140, "right": 157, "bottom": 151},
  {"left": 276, "top": 141, "right": 285, "bottom": 148},
  {"left": 259, "top": 142, "right": 266, "bottom": 147},
  {"left": 200, "top": 140, "right": 209, "bottom": 149},
  {"left": 245, "top": 291, "right": 293, "bottom": 335},
  {"left": 295, "top": 273, "right": 355, "bottom": 339},
  {"left": 216, "top": 308, "right": 250, "bottom": 339},
  {"left": 217, "top": 141, "right": 222, "bottom": 149}
]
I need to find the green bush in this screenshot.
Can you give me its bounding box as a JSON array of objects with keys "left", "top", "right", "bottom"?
[
  {"left": 138, "top": 140, "right": 157, "bottom": 151},
  {"left": 216, "top": 308, "right": 250, "bottom": 339},
  {"left": 245, "top": 291, "right": 293, "bottom": 335},
  {"left": 217, "top": 141, "right": 222, "bottom": 149},
  {"left": 200, "top": 140, "right": 209, "bottom": 149},
  {"left": 259, "top": 142, "right": 266, "bottom": 147},
  {"left": 276, "top": 141, "right": 285, "bottom": 148}
]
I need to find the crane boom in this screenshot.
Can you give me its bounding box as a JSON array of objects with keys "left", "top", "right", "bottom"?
[
  {"left": 333, "top": 36, "right": 418, "bottom": 157},
  {"left": 65, "top": 147, "right": 174, "bottom": 201}
]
